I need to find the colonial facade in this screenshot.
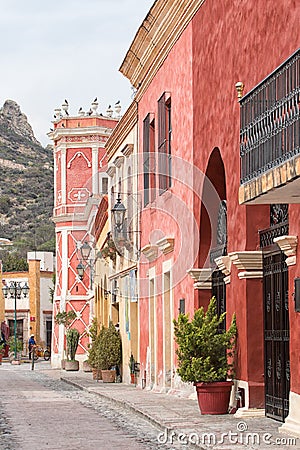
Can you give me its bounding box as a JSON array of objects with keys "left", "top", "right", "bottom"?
[
  {"left": 49, "top": 101, "right": 119, "bottom": 368},
  {"left": 103, "top": 101, "right": 140, "bottom": 384},
  {"left": 1, "top": 251, "right": 54, "bottom": 354},
  {"left": 118, "top": 0, "right": 300, "bottom": 435}
]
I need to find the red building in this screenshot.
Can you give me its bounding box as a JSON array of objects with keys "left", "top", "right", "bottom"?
[
  {"left": 49, "top": 100, "right": 118, "bottom": 367},
  {"left": 120, "top": 0, "right": 300, "bottom": 433}
]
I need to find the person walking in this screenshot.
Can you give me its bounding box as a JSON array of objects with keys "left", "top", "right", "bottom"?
[{"left": 28, "top": 334, "right": 36, "bottom": 360}]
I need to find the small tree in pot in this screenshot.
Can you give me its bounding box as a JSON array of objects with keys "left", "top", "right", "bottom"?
[
  {"left": 98, "top": 321, "right": 122, "bottom": 382},
  {"left": 173, "top": 296, "right": 237, "bottom": 414},
  {"left": 65, "top": 328, "right": 80, "bottom": 371},
  {"left": 55, "top": 310, "right": 77, "bottom": 370}
]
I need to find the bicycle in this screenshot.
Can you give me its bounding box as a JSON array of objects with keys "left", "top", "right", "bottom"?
[{"left": 32, "top": 345, "right": 51, "bottom": 361}]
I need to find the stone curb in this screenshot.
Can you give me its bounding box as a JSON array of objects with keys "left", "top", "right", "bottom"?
[{"left": 60, "top": 376, "right": 206, "bottom": 450}]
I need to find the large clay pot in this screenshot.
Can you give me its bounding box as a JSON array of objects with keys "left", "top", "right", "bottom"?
[
  {"left": 92, "top": 368, "right": 102, "bottom": 380},
  {"left": 83, "top": 360, "right": 92, "bottom": 372},
  {"left": 101, "top": 369, "right": 116, "bottom": 383},
  {"left": 65, "top": 360, "right": 79, "bottom": 371},
  {"left": 194, "top": 381, "right": 233, "bottom": 415}
]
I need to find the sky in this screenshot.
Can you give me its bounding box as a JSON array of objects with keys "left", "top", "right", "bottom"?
[{"left": 0, "top": 0, "right": 153, "bottom": 146}]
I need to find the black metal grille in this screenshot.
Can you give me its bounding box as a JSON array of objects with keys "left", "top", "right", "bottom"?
[
  {"left": 240, "top": 49, "right": 300, "bottom": 184},
  {"left": 212, "top": 270, "right": 226, "bottom": 331},
  {"left": 259, "top": 204, "right": 289, "bottom": 248}
]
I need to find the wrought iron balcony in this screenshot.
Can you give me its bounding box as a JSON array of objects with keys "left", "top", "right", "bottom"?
[{"left": 240, "top": 49, "right": 300, "bottom": 185}]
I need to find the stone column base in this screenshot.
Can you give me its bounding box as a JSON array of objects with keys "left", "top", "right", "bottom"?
[{"left": 279, "top": 391, "right": 300, "bottom": 438}]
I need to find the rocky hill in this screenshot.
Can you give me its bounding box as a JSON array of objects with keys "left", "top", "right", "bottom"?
[{"left": 0, "top": 100, "right": 54, "bottom": 268}]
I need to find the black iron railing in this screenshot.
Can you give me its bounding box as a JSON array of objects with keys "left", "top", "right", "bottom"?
[{"left": 240, "top": 49, "right": 300, "bottom": 184}]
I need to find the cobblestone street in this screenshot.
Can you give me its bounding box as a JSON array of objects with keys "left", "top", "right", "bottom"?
[{"left": 0, "top": 362, "right": 180, "bottom": 450}]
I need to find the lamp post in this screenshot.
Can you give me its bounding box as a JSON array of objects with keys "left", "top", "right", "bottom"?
[
  {"left": 76, "top": 241, "right": 97, "bottom": 289},
  {"left": 2, "top": 281, "right": 29, "bottom": 359},
  {"left": 111, "top": 194, "right": 126, "bottom": 232}
]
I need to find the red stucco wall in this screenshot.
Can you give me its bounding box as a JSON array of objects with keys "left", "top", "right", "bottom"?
[{"left": 137, "top": 0, "right": 300, "bottom": 401}]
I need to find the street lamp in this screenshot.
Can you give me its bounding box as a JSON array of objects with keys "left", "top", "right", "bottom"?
[
  {"left": 2, "top": 281, "right": 29, "bottom": 359},
  {"left": 111, "top": 194, "right": 126, "bottom": 232},
  {"left": 76, "top": 241, "right": 100, "bottom": 289}
]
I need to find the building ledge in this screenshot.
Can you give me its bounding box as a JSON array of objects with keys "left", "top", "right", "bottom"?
[
  {"left": 187, "top": 268, "right": 213, "bottom": 290},
  {"left": 156, "top": 236, "right": 174, "bottom": 254},
  {"left": 141, "top": 244, "right": 158, "bottom": 261},
  {"left": 239, "top": 154, "right": 300, "bottom": 205}
]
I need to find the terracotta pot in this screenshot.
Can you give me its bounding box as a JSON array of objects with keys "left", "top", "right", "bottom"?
[
  {"left": 194, "top": 381, "right": 233, "bottom": 415},
  {"left": 65, "top": 360, "right": 79, "bottom": 371},
  {"left": 83, "top": 361, "right": 92, "bottom": 372},
  {"left": 61, "top": 359, "right": 66, "bottom": 370},
  {"left": 92, "top": 368, "right": 102, "bottom": 380},
  {"left": 101, "top": 369, "right": 116, "bottom": 383}
]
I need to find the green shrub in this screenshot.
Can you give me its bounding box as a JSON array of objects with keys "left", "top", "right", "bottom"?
[
  {"left": 88, "top": 322, "right": 121, "bottom": 370},
  {"left": 173, "top": 296, "right": 237, "bottom": 383}
]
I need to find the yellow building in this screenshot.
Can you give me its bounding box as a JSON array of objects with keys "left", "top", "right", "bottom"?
[{"left": 1, "top": 252, "right": 54, "bottom": 355}]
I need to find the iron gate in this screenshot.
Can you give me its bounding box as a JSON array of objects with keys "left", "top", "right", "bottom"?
[
  {"left": 212, "top": 269, "right": 226, "bottom": 331},
  {"left": 263, "top": 250, "right": 289, "bottom": 421},
  {"left": 260, "top": 204, "right": 290, "bottom": 422}
]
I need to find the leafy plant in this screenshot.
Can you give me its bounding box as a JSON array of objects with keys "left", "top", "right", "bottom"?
[
  {"left": 7, "top": 336, "right": 23, "bottom": 354},
  {"left": 129, "top": 353, "right": 135, "bottom": 374},
  {"left": 55, "top": 310, "right": 76, "bottom": 327},
  {"left": 88, "top": 317, "right": 98, "bottom": 345},
  {"left": 66, "top": 328, "right": 80, "bottom": 361},
  {"left": 49, "top": 273, "right": 56, "bottom": 304},
  {"left": 173, "top": 296, "right": 237, "bottom": 383},
  {"left": 88, "top": 322, "right": 121, "bottom": 370},
  {"left": 100, "top": 236, "right": 120, "bottom": 262}
]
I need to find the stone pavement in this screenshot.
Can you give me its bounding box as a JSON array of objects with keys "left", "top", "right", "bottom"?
[{"left": 40, "top": 367, "right": 299, "bottom": 450}]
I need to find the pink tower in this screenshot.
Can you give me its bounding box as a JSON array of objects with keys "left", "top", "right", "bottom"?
[{"left": 49, "top": 100, "right": 119, "bottom": 367}]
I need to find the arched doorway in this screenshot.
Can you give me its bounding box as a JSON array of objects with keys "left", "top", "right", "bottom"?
[{"left": 198, "top": 147, "right": 227, "bottom": 319}]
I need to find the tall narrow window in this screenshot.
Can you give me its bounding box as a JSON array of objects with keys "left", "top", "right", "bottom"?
[
  {"left": 143, "top": 115, "right": 150, "bottom": 206},
  {"left": 143, "top": 113, "right": 156, "bottom": 206},
  {"left": 158, "top": 93, "right": 171, "bottom": 194},
  {"left": 149, "top": 118, "right": 156, "bottom": 202}
]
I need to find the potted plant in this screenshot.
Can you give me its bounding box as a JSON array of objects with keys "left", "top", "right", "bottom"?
[
  {"left": 129, "top": 354, "right": 136, "bottom": 384},
  {"left": 90, "top": 321, "right": 122, "bottom": 382},
  {"left": 65, "top": 328, "right": 80, "bottom": 371},
  {"left": 83, "top": 317, "right": 98, "bottom": 373},
  {"left": 99, "top": 322, "right": 122, "bottom": 382},
  {"left": 87, "top": 326, "right": 103, "bottom": 381},
  {"left": 173, "top": 296, "right": 237, "bottom": 415},
  {"left": 0, "top": 342, "right": 4, "bottom": 364},
  {"left": 55, "top": 310, "right": 77, "bottom": 369},
  {"left": 7, "top": 336, "right": 24, "bottom": 364}
]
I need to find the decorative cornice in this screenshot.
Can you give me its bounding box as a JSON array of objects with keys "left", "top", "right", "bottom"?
[
  {"left": 229, "top": 251, "right": 263, "bottom": 279},
  {"left": 156, "top": 236, "right": 174, "bottom": 254},
  {"left": 106, "top": 101, "right": 138, "bottom": 161},
  {"left": 121, "top": 144, "right": 134, "bottom": 158},
  {"left": 274, "top": 235, "right": 298, "bottom": 266},
  {"left": 141, "top": 244, "right": 158, "bottom": 261},
  {"left": 113, "top": 155, "right": 125, "bottom": 168},
  {"left": 229, "top": 251, "right": 263, "bottom": 270},
  {"left": 273, "top": 235, "right": 297, "bottom": 256},
  {"left": 187, "top": 268, "right": 213, "bottom": 290},
  {"left": 215, "top": 255, "right": 231, "bottom": 284},
  {"left": 119, "top": 0, "right": 206, "bottom": 99},
  {"left": 106, "top": 165, "right": 116, "bottom": 177}
]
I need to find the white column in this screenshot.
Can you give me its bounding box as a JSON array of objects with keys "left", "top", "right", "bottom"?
[
  {"left": 60, "top": 145, "right": 67, "bottom": 205},
  {"left": 92, "top": 145, "right": 99, "bottom": 195}
]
